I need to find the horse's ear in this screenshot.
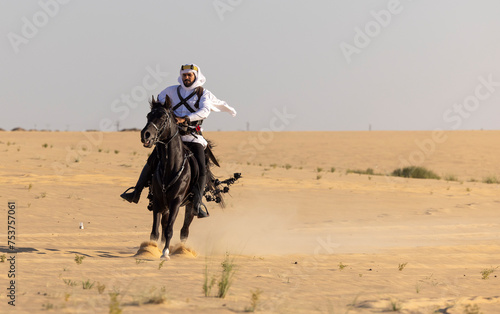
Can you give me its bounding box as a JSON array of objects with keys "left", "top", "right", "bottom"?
[
  {"left": 150, "top": 95, "right": 155, "bottom": 108},
  {"left": 163, "top": 95, "right": 172, "bottom": 110}
]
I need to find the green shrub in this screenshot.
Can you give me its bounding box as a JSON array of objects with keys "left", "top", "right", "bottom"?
[
  {"left": 483, "top": 176, "right": 499, "bottom": 184},
  {"left": 218, "top": 254, "right": 236, "bottom": 298},
  {"left": 391, "top": 166, "right": 440, "bottom": 180},
  {"left": 444, "top": 174, "right": 459, "bottom": 182}
]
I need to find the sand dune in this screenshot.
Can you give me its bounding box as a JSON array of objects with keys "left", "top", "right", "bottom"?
[{"left": 0, "top": 131, "right": 499, "bottom": 313}]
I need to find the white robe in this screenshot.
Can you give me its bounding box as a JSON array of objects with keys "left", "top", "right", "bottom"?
[{"left": 157, "top": 85, "right": 236, "bottom": 148}]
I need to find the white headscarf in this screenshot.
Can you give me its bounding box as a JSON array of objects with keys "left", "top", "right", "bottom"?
[
  {"left": 177, "top": 63, "right": 237, "bottom": 117},
  {"left": 178, "top": 63, "right": 206, "bottom": 91}
]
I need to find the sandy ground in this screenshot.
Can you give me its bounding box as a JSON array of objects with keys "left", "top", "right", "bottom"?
[{"left": 0, "top": 130, "right": 499, "bottom": 313}]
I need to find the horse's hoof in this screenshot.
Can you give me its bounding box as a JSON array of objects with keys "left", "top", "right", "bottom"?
[
  {"left": 161, "top": 255, "right": 170, "bottom": 261},
  {"left": 161, "top": 248, "right": 170, "bottom": 260}
]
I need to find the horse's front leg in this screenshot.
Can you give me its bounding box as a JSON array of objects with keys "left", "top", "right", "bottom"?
[
  {"left": 150, "top": 210, "right": 161, "bottom": 242},
  {"left": 161, "top": 198, "right": 181, "bottom": 259},
  {"left": 181, "top": 203, "right": 195, "bottom": 243}
]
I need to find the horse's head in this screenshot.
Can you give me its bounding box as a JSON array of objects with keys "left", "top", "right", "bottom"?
[{"left": 141, "top": 96, "right": 175, "bottom": 148}]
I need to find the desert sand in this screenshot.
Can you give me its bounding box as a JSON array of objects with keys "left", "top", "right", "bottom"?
[{"left": 0, "top": 130, "right": 499, "bottom": 313}]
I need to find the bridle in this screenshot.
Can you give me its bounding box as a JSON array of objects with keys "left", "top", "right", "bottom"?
[
  {"left": 147, "top": 107, "right": 178, "bottom": 146},
  {"left": 147, "top": 106, "right": 189, "bottom": 196}
]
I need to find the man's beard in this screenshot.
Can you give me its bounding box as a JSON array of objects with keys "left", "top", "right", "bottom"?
[{"left": 183, "top": 79, "right": 194, "bottom": 87}]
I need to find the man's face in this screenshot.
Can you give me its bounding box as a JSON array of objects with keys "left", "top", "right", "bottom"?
[{"left": 182, "top": 72, "right": 196, "bottom": 87}]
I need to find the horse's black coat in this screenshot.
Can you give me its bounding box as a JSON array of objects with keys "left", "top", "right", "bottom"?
[{"left": 141, "top": 96, "right": 210, "bottom": 258}]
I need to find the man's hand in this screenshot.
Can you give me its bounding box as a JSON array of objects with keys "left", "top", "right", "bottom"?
[{"left": 175, "top": 116, "right": 186, "bottom": 124}]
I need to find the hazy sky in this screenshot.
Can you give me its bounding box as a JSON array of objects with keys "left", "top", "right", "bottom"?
[{"left": 1, "top": 1, "right": 500, "bottom": 132}]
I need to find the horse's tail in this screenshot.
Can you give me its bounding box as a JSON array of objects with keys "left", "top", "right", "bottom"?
[{"left": 205, "top": 140, "right": 226, "bottom": 208}]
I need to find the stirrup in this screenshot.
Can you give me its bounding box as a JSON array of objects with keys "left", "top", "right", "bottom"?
[
  {"left": 196, "top": 203, "right": 210, "bottom": 219},
  {"left": 120, "top": 187, "right": 139, "bottom": 203}
]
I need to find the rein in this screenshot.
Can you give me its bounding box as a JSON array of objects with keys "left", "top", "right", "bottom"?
[
  {"left": 150, "top": 110, "right": 190, "bottom": 197},
  {"left": 160, "top": 151, "right": 191, "bottom": 194},
  {"left": 156, "top": 129, "right": 179, "bottom": 147}
]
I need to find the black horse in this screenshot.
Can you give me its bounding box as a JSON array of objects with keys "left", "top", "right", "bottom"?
[{"left": 140, "top": 96, "right": 238, "bottom": 259}]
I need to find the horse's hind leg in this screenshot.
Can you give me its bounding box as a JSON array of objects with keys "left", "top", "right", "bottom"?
[
  {"left": 181, "top": 204, "right": 195, "bottom": 243},
  {"left": 150, "top": 211, "right": 161, "bottom": 242}
]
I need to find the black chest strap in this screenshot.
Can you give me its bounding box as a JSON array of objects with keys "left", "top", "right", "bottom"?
[{"left": 173, "top": 86, "right": 204, "bottom": 113}]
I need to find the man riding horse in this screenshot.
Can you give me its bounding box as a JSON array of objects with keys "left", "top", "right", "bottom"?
[{"left": 121, "top": 63, "right": 237, "bottom": 218}]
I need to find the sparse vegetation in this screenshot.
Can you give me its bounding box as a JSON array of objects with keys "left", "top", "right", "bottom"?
[
  {"left": 42, "top": 143, "right": 48, "bottom": 148},
  {"left": 158, "top": 260, "right": 166, "bottom": 270},
  {"left": 218, "top": 253, "right": 236, "bottom": 298},
  {"left": 35, "top": 192, "right": 47, "bottom": 199},
  {"left": 82, "top": 279, "right": 95, "bottom": 290},
  {"left": 97, "top": 282, "right": 106, "bottom": 294},
  {"left": 338, "top": 262, "right": 348, "bottom": 270},
  {"left": 398, "top": 262, "right": 408, "bottom": 271},
  {"left": 389, "top": 299, "right": 402, "bottom": 311},
  {"left": 63, "top": 279, "right": 78, "bottom": 287},
  {"left": 74, "top": 254, "right": 85, "bottom": 265},
  {"left": 330, "top": 167, "right": 335, "bottom": 173},
  {"left": 136, "top": 259, "right": 146, "bottom": 264},
  {"left": 317, "top": 167, "right": 323, "bottom": 173},
  {"left": 391, "top": 166, "right": 440, "bottom": 180},
  {"left": 42, "top": 302, "right": 54, "bottom": 310},
  {"left": 64, "top": 293, "right": 71, "bottom": 302},
  {"left": 244, "top": 289, "right": 262, "bottom": 312},
  {"left": 316, "top": 174, "right": 322, "bottom": 180},
  {"left": 27, "top": 183, "right": 33, "bottom": 191},
  {"left": 480, "top": 266, "right": 498, "bottom": 279},
  {"left": 203, "top": 261, "right": 217, "bottom": 297},
  {"left": 284, "top": 164, "right": 292, "bottom": 170},
  {"left": 444, "top": 174, "right": 459, "bottom": 182},
  {"left": 0, "top": 254, "right": 6, "bottom": 262},
  {"left": 109, "top": 291, "right": 122, "bottom": 314},
  {"left": 136, "top": 286, "right": 167, "bottom": 305},
  {"left": 346, "top": 168, "right": 384, "bottom": 176},
  {"left": 114, "top": 150, "right": 120, "bottom": 154},
  {"left": 482, "top": 176, "right": 499, "bottom": 184},
  {"left": 346, "top": 168, "right": 374, "bottom": 175},
  {"left": 463, "top": 303, "right": 482, "bottom": 314},
  {"left": 270, "top": 163, "right": 277, "bottom": 169}
]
